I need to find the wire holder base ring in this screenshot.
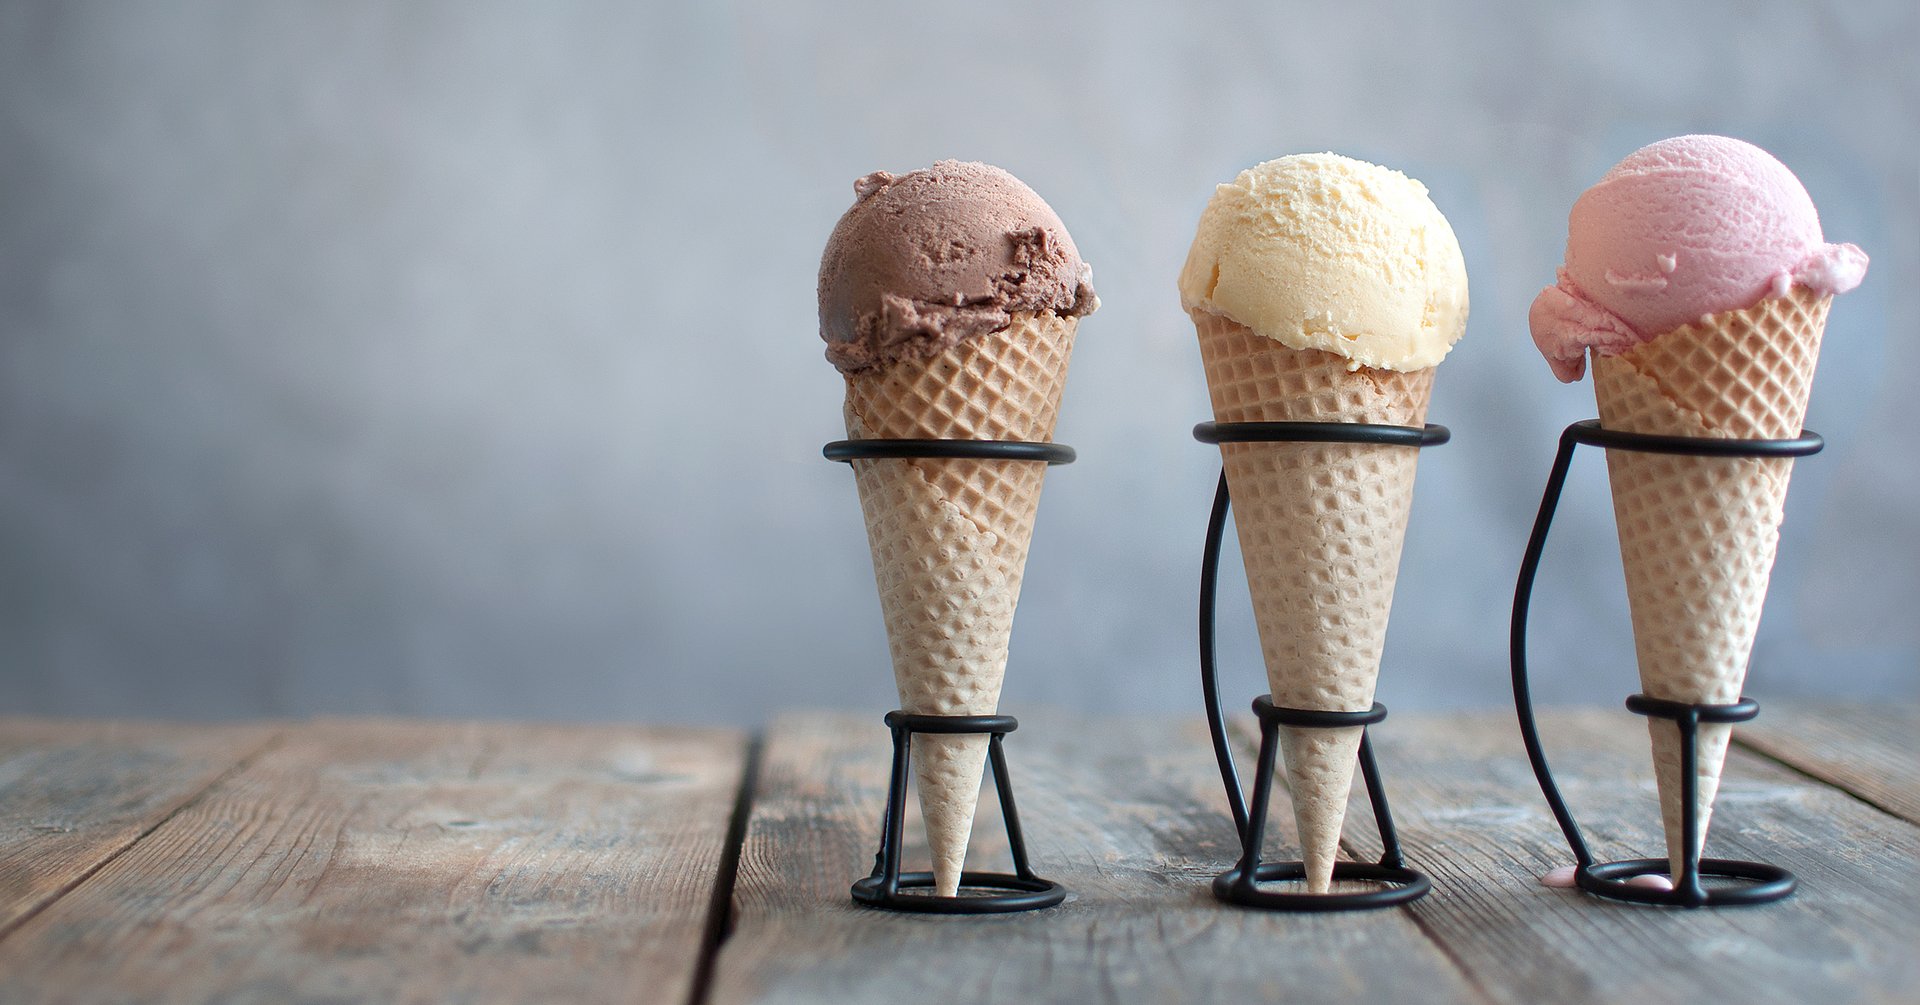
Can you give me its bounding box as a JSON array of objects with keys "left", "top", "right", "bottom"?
[
  {"left": 1195, "top": 419, "right": 1448, "bottom": 912},
  {"left": 848, "top": 711, "right": 1066, "bottom": 914},
  {"left": 1510, "top": 419, "right": 1818, "bottom": 908}
]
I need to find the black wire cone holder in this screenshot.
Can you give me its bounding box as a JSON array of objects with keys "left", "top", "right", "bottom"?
[
  {"left": 844, "top": 712, "right": 1066, "bottom": 914},
  {"left": 826, "top": 436, "right": 1073, "bottom": 914},
  {"left": 1511, "top": 418, "right": 1822, "bottom": 908},
  {"left": 1194, "top": 420, "right": 1449, "bottom": 911}
]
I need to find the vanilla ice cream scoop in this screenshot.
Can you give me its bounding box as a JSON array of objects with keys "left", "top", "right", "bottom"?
[
  {"left": 1177, "top": 153, "right": 1469, "bottom": 372},
  {"left": 1177, "top": 152, "right": 1465, "bottom": 897}
]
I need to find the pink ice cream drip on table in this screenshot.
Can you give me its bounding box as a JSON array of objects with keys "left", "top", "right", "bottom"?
[
  {"left": 1539, "top": 865, "right": 1673, "bottom": 892},
  {"left": 1540, "top": 865, "right": 1579, "bottom": 888},
  {"left": 1530, "top": 135, "right": 1868, "bottom": 382}
]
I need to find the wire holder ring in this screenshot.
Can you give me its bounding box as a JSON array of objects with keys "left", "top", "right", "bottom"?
[
  {"left": 827, "top": 436, "right": 1072, "bottom": 913},
  {"left": 1510, "top": 418, "right": 1820, "bottom": 907},
  {"left": 1195, "top": 420, "right": 1448, "bottom": 911}
]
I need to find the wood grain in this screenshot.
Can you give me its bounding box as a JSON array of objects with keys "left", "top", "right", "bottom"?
[
  {"left": 706, "top": 710, "right": 1485, "bottom": 1005},
  {"left": 4, "top": 709, "right": 1910, "bottom": 1004},
  {"left": 0, "top": 718, "right": 748, "bottom": 1005},
  {"left": 1340, "top": 707, "right": 1920, "bottom": 1005},
  {"left": 1736, "top": 703, "right": 1920, "bottom": 825},
  {"left": 0, "top": 718, "right": 279, "bottom": 936}
]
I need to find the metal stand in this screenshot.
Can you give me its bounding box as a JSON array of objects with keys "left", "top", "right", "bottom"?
[
  {"left": 1510, "top": 418, "right": 1821, "bottom": 907},
  {"left": 825, "top": 436, "right": 1074, "bottom": 914},
  {"left": 847, "top": 712, "right": 1066, "bottom": 914},
  {"left": 1194, "top": 420, "right": 1449, "bottom": 910}
]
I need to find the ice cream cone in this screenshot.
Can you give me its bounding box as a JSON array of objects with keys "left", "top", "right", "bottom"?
[
  {"left": 1194, "top": 311, "right": 1432, "bottom": 894},
  {"left": 1591, "top": 286, "right": 1829, "bottom": 881},
  {"left": 843, "top": 310, "right": 1075, "bottom": 898}
]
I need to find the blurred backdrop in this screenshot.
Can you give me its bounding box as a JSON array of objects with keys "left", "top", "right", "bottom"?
[{"left": 2, "top": 1, "right": 1914, "bottom": 724}]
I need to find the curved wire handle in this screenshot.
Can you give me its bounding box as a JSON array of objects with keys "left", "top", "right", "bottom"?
[{"left": 1199, "top": 471, "right": 1250, "bottom": 836}]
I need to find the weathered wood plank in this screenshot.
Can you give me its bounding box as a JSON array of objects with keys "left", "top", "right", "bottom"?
[
  {"left": 708, "top": 710, "right": 1484, "bottom": 1005},
  {"left": 1340, "top": 708, "right": 1920, "bottom": 1005},
  {"left": 0, "top": 718, "right": 748, "bottom": 1005},
  {"left": 1736, "top": 703, "right": 1920, "bottom": 825},
  {"left": 0, "top": 719, "right": 280, "bottom": 937}
]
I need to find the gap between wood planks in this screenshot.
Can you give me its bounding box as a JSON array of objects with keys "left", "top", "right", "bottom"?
[
  {"left": 1728, "top": 733, "right": 1911, "bottom": 824},
  {"left": 1375, "top": 859, "right": 1498, "bottom": 1004},
  {"left": 0, "top": 728, "right": 289, "bottom": 946},
  {"left": 688, "top": 730, "right": 764, "bottom": 1005},
  {"left": 1290, "top": 727, "right": 1501, "bottom": 1005}
]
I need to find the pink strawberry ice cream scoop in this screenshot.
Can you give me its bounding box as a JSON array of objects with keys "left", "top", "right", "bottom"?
[{"left": 1531, "top": 135, "right": 1868, "bottom": 382}]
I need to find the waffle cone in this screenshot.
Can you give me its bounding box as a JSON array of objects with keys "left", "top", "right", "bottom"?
[
  {"left": 843, "top": 311, "right": 1075, "bottom": 898},
  {"left": 1193, "top": 311, "right": 1432, "bottom": 894},
  {"left": 1591, "top": 287, "right": 1828, "bottom": 880}
]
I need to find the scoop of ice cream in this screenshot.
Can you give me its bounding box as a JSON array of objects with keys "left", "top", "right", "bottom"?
[
  {"left": 1177, "top": 153, "right": 1469, "bottom": 372},
  {"left": 817, "top": 160, "right": 1097, "bottom": 373},
  {"left": 1530, "top": 135, "right": 1868, "bottom": 382}
]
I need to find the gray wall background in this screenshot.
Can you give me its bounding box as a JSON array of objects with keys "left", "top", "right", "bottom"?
[{"left": 2, "top": 1, "right": 1914, "bottom": 724}]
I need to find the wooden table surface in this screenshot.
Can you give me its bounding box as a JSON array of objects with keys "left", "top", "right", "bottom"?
[{"left": 0, "top": 705, "right": 1913, "bottom": 1004}]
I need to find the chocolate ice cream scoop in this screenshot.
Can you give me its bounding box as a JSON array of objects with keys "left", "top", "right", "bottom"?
[{"left": 818, "top": 160, "right": 1096, "bottom": 373}]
